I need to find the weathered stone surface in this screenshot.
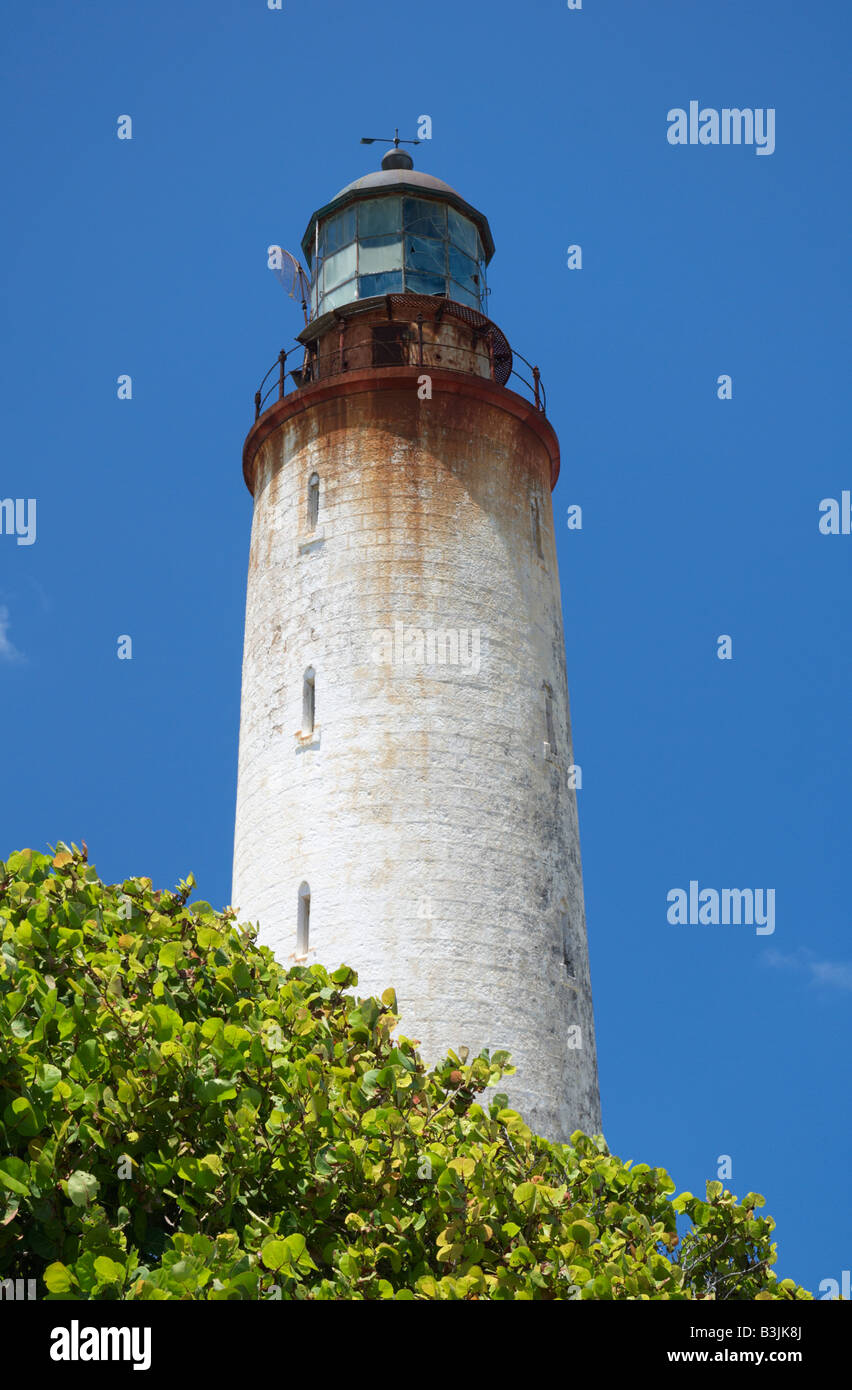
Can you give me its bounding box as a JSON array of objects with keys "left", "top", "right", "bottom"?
[{"left": 233, "top": 370, "right": 601, "bottom": 1141}]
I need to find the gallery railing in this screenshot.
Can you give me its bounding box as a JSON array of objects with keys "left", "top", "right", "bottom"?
[{"left": 253, "top": 314, "right": 547, "bottom": 420}]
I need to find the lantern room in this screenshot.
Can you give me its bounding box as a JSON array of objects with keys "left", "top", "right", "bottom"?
[{"left": 301, "top": 149, "right": 495, "bottom": 320}]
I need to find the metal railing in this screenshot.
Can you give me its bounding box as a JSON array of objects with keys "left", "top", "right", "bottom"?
[
  {"left": 252, "top": 319, "right": 546, "bottom": 421},
  {"left": 254, "top": 347, "right": 305, "bottom": 419},
  {"left": 509, "top": 349, "right": 546, "bottom": 414}
]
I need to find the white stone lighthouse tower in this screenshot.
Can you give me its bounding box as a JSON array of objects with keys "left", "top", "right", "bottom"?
[{"left": 232, "top": 143, "right": 601, "bottom": 1141}]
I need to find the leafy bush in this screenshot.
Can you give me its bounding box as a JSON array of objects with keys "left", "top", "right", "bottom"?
[{"left": 0, "top": 844, "right": 810, "bottom": 1300}]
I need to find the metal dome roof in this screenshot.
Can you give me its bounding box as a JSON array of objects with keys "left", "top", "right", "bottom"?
[
  {"left": 300, "top": 163, "right": 495, "bottom": 264},
  {"left": 333, "top": 167, "right": 463, "bottom": 201}
]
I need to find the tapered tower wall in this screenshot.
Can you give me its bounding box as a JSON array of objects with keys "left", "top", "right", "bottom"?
[{"left": 233, "top": 364, "right": 600, "bottom": 1140}]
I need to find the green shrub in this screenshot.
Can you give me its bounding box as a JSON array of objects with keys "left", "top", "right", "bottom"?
[{"left": 0, "top": 844, "right": 810, "bottom": 1301}]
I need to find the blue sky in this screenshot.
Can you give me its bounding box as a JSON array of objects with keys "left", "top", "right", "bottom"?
[{"left": 1, "top": 0, "right": 849, "bottom": 1296}]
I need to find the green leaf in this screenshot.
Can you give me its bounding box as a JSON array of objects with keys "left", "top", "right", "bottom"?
[
  {"left": 1, "top": 1193, "right": 20, "bottom": 1226},
  {"left": 158, "top": 940, "right": 185, "bottom": 969},
  {"left": 93, "top": 1256, "right": 125, "bottom": 1285},
  {"left": 67, "top": 1170, "right": 99, "bottom": 1207},
  {"left": 196, "top": 1078, "right": 237, "bottom": 1104},
  {"left": 283, "top": 1233, "right": 316, "bottom": 1270},
  {"left": 570, "top": 1220, "right": 597, "bottom": 1250},
  {"left": 0, "top": 1157, "right": 30, "bottom": 1195},
  {"left": 73, "top": 1038, "right": 99, "bottom": 1077},
  {"left": 513, "top": 1181, "right": 538, "bottom": 1213},
  {"left": 260, "top": 1239, "right": 289, "bottom": 1272},
  {"left": 5, "top": 1095, "right": 44, "bottom": 1136},
  {"left": 44, "top": 1262, "right": 76, "bottom": 1293}
]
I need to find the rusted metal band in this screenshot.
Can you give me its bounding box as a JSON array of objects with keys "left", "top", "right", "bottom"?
[{"left": 242, "top": 367, "right": 561, "bottom": 495}]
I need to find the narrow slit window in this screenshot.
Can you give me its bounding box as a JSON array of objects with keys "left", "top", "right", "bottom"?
[
  {"left": 302, "top": 668, "right": 315, "bottom": 735},
  {"left": 307, "top": 472, "right": 320, "bottom": 530},
  {"left": 297, "top": 883, "right": 310, "bottom": 955},
  {"left": 544, "top": 683, "right": 556, "bottom": 749},
  {"left": 531, "top": 496, "right": 543, "bottom": 558},
  {"left": 560, "top": 911, "right": 575, "bottom": 979}
]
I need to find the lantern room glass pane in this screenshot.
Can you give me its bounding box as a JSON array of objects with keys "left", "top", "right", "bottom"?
[
  {"left": 359, "top": 234, "right": 403, "bottom": 275},
  {"left": 448, "top": 245, "right": 478, "bottom": 292},
  {"left": 319, "top": 280, "right": 356, "bottom": 314},
  {"left": 448, "top": 207, "right": 478, "bottom": 258},
  {"left": 402, "top": 197, "right": 446, "bottom": 240},
  {"left": 405, "top": 235, "right": 447, "bottom": 277},
  {"left": 405, "top": 270, "right": 446, "bottom": 297},
  {"left": 359, "top": 270, "right": 404, "bottom": 299},
  {"left": 323, "top": 242, "right": 357, "bottom": 292},
  {"left": 322, "top": 207, "right": 356, "bottom": 255},
  {"left": 449, "top": 280, "right": 479, "bottom": 310},
  {"left": 358, "top": 196, "right": 401, "bottom": 237}
]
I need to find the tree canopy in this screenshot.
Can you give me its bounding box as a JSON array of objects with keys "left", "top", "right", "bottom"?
[{"left": 0, "top": 844, "right": 810, "bottom": 1300}]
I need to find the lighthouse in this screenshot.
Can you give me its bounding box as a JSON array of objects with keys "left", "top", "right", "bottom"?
[{"left": 232, "top": 142, "right": 601, "bottom": 1141}]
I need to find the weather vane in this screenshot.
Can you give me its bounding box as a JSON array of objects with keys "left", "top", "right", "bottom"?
[{"left": 359, "top": 127, "right": 420, "bottom": 151}]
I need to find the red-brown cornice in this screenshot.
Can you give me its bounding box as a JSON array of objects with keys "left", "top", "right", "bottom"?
[{"left": 242, "top": 367, "right": 561, "bottom": 495}]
